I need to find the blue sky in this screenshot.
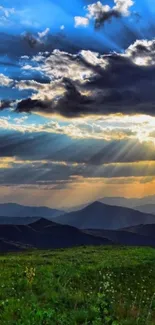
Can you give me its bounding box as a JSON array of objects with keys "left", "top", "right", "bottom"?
[{"left": 0, "top": 0, "right": 155, "bottom": 208}]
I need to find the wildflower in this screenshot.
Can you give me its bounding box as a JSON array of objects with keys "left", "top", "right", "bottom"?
[{"left": 25, "top": 266, "right": 36, "bottom": 285}]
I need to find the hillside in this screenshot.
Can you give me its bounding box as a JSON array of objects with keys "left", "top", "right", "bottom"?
[
  {"left": 0, "top": 218, "right": 112, "bottom": 252},
  {"left": 1, "top": 247, "right": 155, "bottom": 324},
  {"left": 55, "top": 201, "right": 155, "bottom": 229}
]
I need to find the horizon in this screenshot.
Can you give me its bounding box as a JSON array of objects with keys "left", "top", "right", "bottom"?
[{"left": 0, "top": 193, "right": 155, "bottom": 210}]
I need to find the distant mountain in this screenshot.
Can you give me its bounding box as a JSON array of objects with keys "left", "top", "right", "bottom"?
[
  {"left": 85, "top": 229, "right": 155, "bottom": 247},
  {"left": 100, "top": 197, "right": 137, "bottom": 208},
  {"left": 0, "top": 218, "right": 112, "bottom": 252},
  {"left": 135, "top": 204, "right": 155, "bottom": 215},
  {"left": 100, "top": 196, "right": 155, "bottom": 209},
  {"left": 66, "top": 195, "right": 155, "bottom": 212},
  {"left": 54, "top": 201, "right": 155, "bottom": 230},
  {"left": 0, "top": 203, "right": 64, "bottom": 218}
]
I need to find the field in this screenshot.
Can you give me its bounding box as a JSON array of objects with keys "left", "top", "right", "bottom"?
[{"left": 0, "top": 246, "right": 155, "bottom": 324}]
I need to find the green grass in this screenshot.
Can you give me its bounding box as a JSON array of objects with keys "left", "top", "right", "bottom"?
[{"left": 1, "top": 246, "right": 155, "bottom": 324}]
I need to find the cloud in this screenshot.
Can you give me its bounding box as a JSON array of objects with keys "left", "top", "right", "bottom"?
[
  {"left": 0, "top": 127, "right": 155, "bottom": 165},
  {"left": 0, "top": 121, "right": 155, "bottom": 187},
  {"left": 15, "top": 77, "right": 94, "bottom": 117},
  {"left": 23, "top": 28, "right": 50, "bottom": 49},
  {"left": 0, "top": 100, "right": 13, "bottom": 110},
  {"left": 1, "top": 154, "right": 155, "bottom": 187},
  {"left": 8, "top": 38, "right": 155, "bottom": 118},
  {"left": 75, "top": 0, "right": 134, "bottom": 29},
  {"left": 38, "top": 28, "right": 50, "bottom": 39},
  {"left": 0, "top": 74, "right": 13, "bottom": 87},
  {"left": 0, "top": 6, "right": 15, "bottom": 18},
  {"left": 23, "top": 32, "right": 42, "bottom": 49},
  {"left": 126, "top": 39, "right": 155, "bottom": 65},
  {"left": 74, "top": 16, "right": 89, "bottom": 27},
  {"left": 0, "top": 111, "right": 151, "bottom": 142}
]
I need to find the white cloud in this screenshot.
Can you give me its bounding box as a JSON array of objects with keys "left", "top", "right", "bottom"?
[
  {"left": 60, "top": 25, "right": 65, "bottom": 30},
  {"left": 87, "top": 2, "right": 111, "bottom": 19},
  {"left": 125, "top": 39, "right": 155, "bottom": 66},
  {"left": 0, "top": 74, "right": 13, "bottom": 87},
  {"left": 38, "top": 27, "right": 50, "bottom": 39},
  {"left": 114, "top": 0, "right": 134, "bottom": 16},
  {"left": 75, "top": 0, "right": 134, "bottom": 28},
  {"left": 74, "top": 16, "right": 89, "bottom": 27},
  {"left": 0, "top": 6, "right": 15, "bottom": 18}
]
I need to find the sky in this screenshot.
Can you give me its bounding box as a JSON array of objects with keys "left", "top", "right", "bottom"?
[{"left": 0, "top": 0, "right": 155, "bottom": 208}]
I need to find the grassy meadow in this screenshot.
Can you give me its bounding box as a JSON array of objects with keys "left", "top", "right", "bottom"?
[{"left": 0, "top": 246, "right": 155, "bottom": 324}]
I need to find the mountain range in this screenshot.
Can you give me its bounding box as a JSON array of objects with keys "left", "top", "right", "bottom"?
[
  {"left": 100, "top": 196, "right": 155, "bottom": 210},
  {"left": 65, "top": 196, "right": 155, "bottom": 213},
  {"left": 0, "top": 218, "right": 112, "bottom": 252},
  {"left": 54, "top": 201, "right": 155, "bottom": 230},
  {"left": 0, "top": 201, "right": 155, "bottom": 252},
  {"left": 0, "top": 203, "right": 63, "bottom": 218}
]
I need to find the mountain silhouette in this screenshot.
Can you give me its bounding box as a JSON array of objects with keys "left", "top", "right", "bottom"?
[
  {"left": 0, "top": 218, "right": 112, "bottom": 252},
  {"left": 54, "top": 201, "right": 155, "bottom": 229},
  {"left": 0, "top": 203, "right": 63, "bottom": 218}
]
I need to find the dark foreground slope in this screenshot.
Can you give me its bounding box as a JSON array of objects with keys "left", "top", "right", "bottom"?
[
  {"left": 0, "top": 218, "right": 112, "bottom": 252},
  {"left": 55, "top": 201, "right": 155, "bottom": 229},
  {"left": 85, "top": 228, "right": 155, "bottom": 247}
]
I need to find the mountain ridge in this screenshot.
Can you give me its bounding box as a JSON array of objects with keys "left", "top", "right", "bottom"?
[
  {"left": 0, "top": 203, "right": 64, "bottom": 218},
  {"left": 54, "top": 201, "right": 155, "bottom": 230}
]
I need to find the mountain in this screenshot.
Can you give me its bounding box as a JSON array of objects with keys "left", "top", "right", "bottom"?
[
  {"left": 0, "top": 203, "right": 64, "bottom": 218},
  {"left": 66, "top": 196, "right": 155, "bottom": 212},
  {"left": 100, "top": 197, "right": 137, "bottom": 208},
  {"left": 84, "top": 229, "right": 155, "bottom": 247},
  {"left": 99, "top": 196, "right": 155, "bottom": 209},
  {"left": 54, "top": 201, "right": 155, "bottom": 229},
  {"left": 135, "top": 204, "right": 155, "bottom": 215},
  {"left": 0, "top": 218, "right": 112, "bottom": 252}
]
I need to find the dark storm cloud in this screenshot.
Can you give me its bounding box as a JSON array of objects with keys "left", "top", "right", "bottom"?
[
  {"left": 14, "top": 47, "right": 155, "bottom": 117},
  {"left": 16, "top": 78, "right": 94, "bottom": 117}
]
